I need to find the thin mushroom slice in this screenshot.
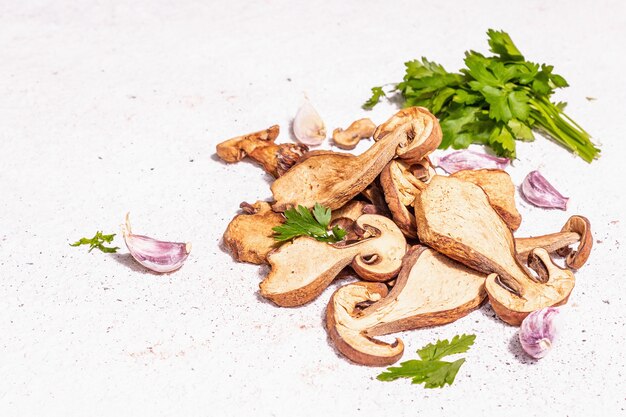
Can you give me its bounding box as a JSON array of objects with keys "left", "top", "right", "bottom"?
[
  {"left": 259, "top": 214, "right": 406, "bottom": 307},
  {"left": 451, "top": 169, "right": 522, "bottom": 231},
  {"left": 222, "top": 201, "right": 284, "bottom": 264},
  {"left": 486, "top": 248, "right": 575, "bottom": 326},
  {"left": 271, "top": 107, "right": 441, "bottom": 211},
  {"left": 414, "top": 175, "right": 574, "bottom": 324},
  {"left": 326, "top": 246, "right": 486, "bottom": 366},
  {"left": 216, "top": 125, "right": 308, "bottom": 177},
  {"left": 373, "top": 107, "right": 442, "bottom": 164},
  {"left": 515, "top": 215, "right": 592, "bottom": 269},
  {"left": 333, "top": 118, "right": 376, "bottom": 150}
]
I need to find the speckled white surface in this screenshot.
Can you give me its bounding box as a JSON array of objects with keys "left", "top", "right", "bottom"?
[{"left": 1, "top": 1, "right": 625, "bottom": 416}]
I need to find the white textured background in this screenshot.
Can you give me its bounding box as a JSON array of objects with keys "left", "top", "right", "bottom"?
[{"left": 1, "top": 1, "right": 625, "bottom": 416}]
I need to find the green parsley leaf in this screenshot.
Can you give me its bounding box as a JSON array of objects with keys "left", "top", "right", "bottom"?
[
  {"left": 417, "top": 334, "right": 476, "bottom": 361},
  {"left": 377, "top": 334, "right": 474, "bottom": 389},
  {"left": 70, "top": 231, "right": 120, "bottom": 253},
  {"left": 363, "top": 86, "right": 386, "bottom": 109},
  {"left": 272, "top": 204, "right": 346, "bottom": 243},
  {"left": 487, "top": 29, "right": 524, "bottom": 62}
]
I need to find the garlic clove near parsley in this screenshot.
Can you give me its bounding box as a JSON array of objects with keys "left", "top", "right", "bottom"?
[
  {"left": 293, "top": 99, "right": 326, "bottom": 146},
  {"left": 519, "top": 307, "right": 559, "bottom": 359},
  {"left": 122, "top": 213, "right": 191, "bottom": 273}
]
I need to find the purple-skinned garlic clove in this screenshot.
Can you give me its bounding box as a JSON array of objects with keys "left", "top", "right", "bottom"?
[
  {"left": 433, "top": 150, "right": 510, "bottom": 174},
  {"left": 520, "top": 170, "right": 569, "bottom": 210},
  {"left": 519, "top": 307, "right": 559, "bottom": 359},
  {"left": 122, "top": 213, "right": 191, "bottom": 273}
]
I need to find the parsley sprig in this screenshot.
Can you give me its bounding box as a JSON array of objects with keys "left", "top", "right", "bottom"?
[
  {"left": 364, "top": 29, "right": 600, "bottom": 162},
  {"left": 377, "top": 334, "right": 475, "bottom": 389},
  {"left": 273, "top": 203, "right": 347, "bottom": 243},
  {"left": 70, "top": 231, "right": 120, "bottom": 253}
]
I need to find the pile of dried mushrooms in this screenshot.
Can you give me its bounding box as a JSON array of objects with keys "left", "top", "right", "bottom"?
[{"left": 217, "top": 107, "right": 592, "bottom": 367}]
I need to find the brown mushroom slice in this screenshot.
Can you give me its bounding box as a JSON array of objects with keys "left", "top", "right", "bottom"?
[
  {"left": 259, "top": 214, "right": 406, "bottom": 307},
  {"left": 515, "top": 215, "right": 592, "bottom": 269},
  {"left": 373, "top": 107, "right": 442, "bottom": 164},
  {"left": 379, "top": 159, "right": 430, "bottom": 238},
  {"left": 451, "top": 169, "right": 522, "bottom": 231},
  {"left": 216, "top": 125, "right": 308, "bottom": 177},
  {"left": 332, "top": 118, "right": 377, "bottom": 150},
  {"left": 414, "top": 176, "right": 574, "bottom": 325},
  {"left": 486, "top": 248, "right": 575, "bottom": 326},
  {"left": 326, "top": 246, "right": 486, "bottom": 366},
  {"left": 271, "top": 107, "right": 442, "bottom": 211},
  {"left": 222, "top": 201, "right": 284, "bottom": 264}
]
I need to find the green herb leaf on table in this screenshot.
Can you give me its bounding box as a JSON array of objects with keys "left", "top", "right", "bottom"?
[
  {"left": 70, "top": 231, "right": 120, "bottom": 253},
  {"left": 273, "top": 203, "right": 346, "bottom": 243},
  {"left": 364, "top": 29, "right": 600, "bottom": 162},
  {"left": 377, "top": 334, "right": 475, "bottom": 389}
]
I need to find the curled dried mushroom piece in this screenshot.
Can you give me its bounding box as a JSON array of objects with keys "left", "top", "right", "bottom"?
[
  {"left": 271, "top": 107, "right": 441, "bottom": 211},
  {"left": 259, "top": 214, "right": 406, "bottom": 307},
  {"left": 216, "top": 125, "right": 308, "bottom": 177},
  {"left": 326, "top": 246, "right": 486, "bottom": 366},
  {"left": 333, "top": 118, "right": 376, "bottom": 150},
  {"left": 223, "top": 201, "right": 284, "bottom": 264},
  {"left": 414, "top": 176, "right": 574, "bottom": 325}
]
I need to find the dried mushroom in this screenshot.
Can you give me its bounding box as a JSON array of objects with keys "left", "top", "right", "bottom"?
[
  {"left": 271, "top": 107, "right": 441, "bottom": 211},
  {"left": 259, "top": 214, "right": 406, "bottom": 307},
  {"left": 373, "top": 107, "right": 442, "bottom": 164},
  {"left": 333, "top": 118, "right": 376, "bottom": 150},
  {"left": 451, "top": 169, "right": 522, "bottom": 231},
  {"left": 223, "top": 201, "right": 284, "bottom": 264},
  {"left": 516, "top": 215, "right": 592, "bottom": 269},
  {"left": 216, "top": 125, "right": 308, "bottom": 177},
  {"left": 486, "top": 248, "right": 575, "bottom": 326},
  {"left": 326, "top": 246, "right": 486, "bottom": 366},
  {"left": 379, "top": 158, "right": 433, "bottom": 238},
  {"left": 414, "top": 176, "right": 575, "bottom": 325}
]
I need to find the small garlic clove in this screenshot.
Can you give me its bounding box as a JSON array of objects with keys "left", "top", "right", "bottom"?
[
  {"left": 122, "top": 213, "right": 191, "bottom": 273},
  {"left": 520, "top": 170, "right": 569, "bottom": 210},
  {"left": 519, "top": 307, "right": 559, "bottom": 359},
  {"left": 293, "top": 99, "right": 326, "bottom": 146},
  {"left": 434, "top": 150, "right": 510, "bottom": 174}
]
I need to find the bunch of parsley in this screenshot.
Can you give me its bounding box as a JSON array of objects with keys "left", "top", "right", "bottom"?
[{"left": 364, "top": 30, "right": 600, "bottom": 162}]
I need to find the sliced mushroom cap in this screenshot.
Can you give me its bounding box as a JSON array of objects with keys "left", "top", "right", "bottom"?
[
  {"left": 451, "top": 169, "right": 522, "bottom": 231},
  {"left": 486, "top": 248, "right": 575, "bottom": 325},
  {"left": 515, "top": 215, "right": 592, "bottom": 269},
  {"left": 271, "top": 107, "right": 441, "bottom": 211},
  {"left": 333, "top": 118, "right": 377, "bottom": 150},
  {"left": 414, "top": 175, "right": 574, "bottom": 324},
  {"left": 259, "top": 214, "right": 407, "bottom": 307},
  {"left": 216, "top": 125, "right": 308, "bottom": 177},
  {"left": 222, "top": 201, "right": 284, "bottom": 264},
  {"left": 326, "top": 246, "right": 486, "bottom": 366},
  {"left": 373, "top": 107, "right": 442, "bottom": 164}
]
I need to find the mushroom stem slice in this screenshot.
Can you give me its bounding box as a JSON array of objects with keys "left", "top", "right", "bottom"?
[
  {"left": 486, "top": 248, "right": 575, "bottom": 326},
  {"left": 259, "top": 214, "right": 406, "bottom": 307},
  {"left": 332, "top": 118, "right": 377, "bottom": 150},
  {"left": 271, "top": 107, "right": 441, "bottom": 211},
  {"left": 326, "top": 246, "right": 486, "bottom": 366}
]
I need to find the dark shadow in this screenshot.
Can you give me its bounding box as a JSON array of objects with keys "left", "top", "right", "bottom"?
[
  {"left": 109, "top": 253, "right": 162, "bottom": 275},
  {"left": 210, "top": 153, "right": 222, "bottom": 162},
  {"left": 507, "top": 332, "right": 539, "bottom": 365},
  {"left": 287, "top": 118, "right": 298, "bottom": 143}
]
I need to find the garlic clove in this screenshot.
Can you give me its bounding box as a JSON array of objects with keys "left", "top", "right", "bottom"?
[
  {"left": 518, "top": 307, "right": 559, "bottom": 359},
  {"left": 122, "top": 213, "right": 191, "bottom": 273},
  {"left": 293, "top": 99, "right": 326, "bottom": 146},
  {"left": 520, "top": 170, "right": 569, "bottom": 210},
  {"left": 433, "top": 150, "right": 510, "bottom": 174}
]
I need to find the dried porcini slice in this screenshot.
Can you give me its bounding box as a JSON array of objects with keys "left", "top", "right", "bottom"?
[
  {"left": 379, "top": 158, "right": 433, "bottom": 238},
  {"left": 216, "top": 125, "right": 308, "bottom": 177},
  {"left": 333, "top": 118, "right": 377, "bottom": 150},
  {"left": 373, "top": 106, "right": 442, "bottom": 164},
  {"left": 515, "top": 215, "right": 592, "bottom": 269},
  {"left": 451, "top": 169, "right": 522, "bottom": 231},
  {"left": 271, "top": 107, "right": 441, "bottom": 211},
  {"left": 414, "top": 176, "right": 574, "bottom": 325},
  {"left": 259, "top": 214, "right": 407, "bottom": 307},
  {"left": 223, "top": 201, "right": 284, "bottom": 264},
  {"left": 326, "top": 246, "right": 486, "bottom": 366}
]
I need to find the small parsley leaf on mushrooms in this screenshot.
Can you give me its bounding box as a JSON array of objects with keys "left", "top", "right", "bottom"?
[{"left": 273, "top": 203, "right": 347, "bottom": 243}]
